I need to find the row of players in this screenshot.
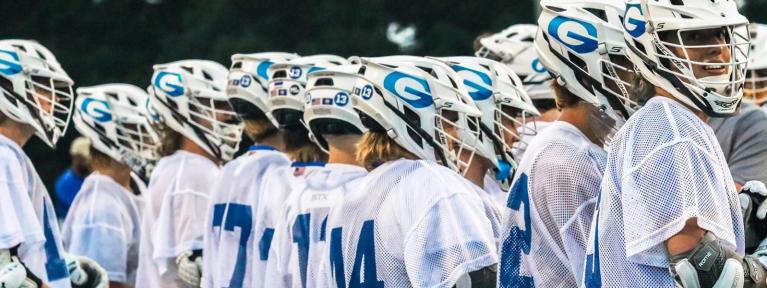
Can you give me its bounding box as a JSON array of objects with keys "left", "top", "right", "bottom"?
[{"left": 4, "top": 0, "right": 767, "bottom": 287}]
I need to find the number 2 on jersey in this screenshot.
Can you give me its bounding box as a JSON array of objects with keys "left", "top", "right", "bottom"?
[
  {"left": 499, "top": 173, "right": 534, "bottom": 288},
  {"left": 329, "top": 220, "right": 384, "bottom": 288},
  {"left": 212, "top": 203, "right": 253, "bottom": 288}
]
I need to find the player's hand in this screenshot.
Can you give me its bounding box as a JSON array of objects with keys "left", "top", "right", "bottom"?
[
  {"left": 741, "top": 181, "right": 767, "bottom": 219},
  {"left": 176, "top": 250, "right": 202, "bottom": 287},
  {"left": 65, "top": 254, "right": 109, "bottom": 288},
  {"left": 0, "top": 251, "right": 39, "bottom": 288}
]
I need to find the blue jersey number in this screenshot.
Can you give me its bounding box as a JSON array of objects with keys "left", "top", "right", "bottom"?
[
  {"left": 293, "top": 213, "right": 311, "bottom": 288},
  {"left": 212, "top": 203, "right": 253, "bottom": 288},
  {"left": 499, "top": 173, "right": 534, "bottom": 288},
  {"left": 329, "top": 220, "right": 384, "bottom": 288},
  {"left": 584, "top": 191, "right": 602, "bottom": 288},
  {"left": 43, "top": 204, "right": 68, "bottom": 281}
]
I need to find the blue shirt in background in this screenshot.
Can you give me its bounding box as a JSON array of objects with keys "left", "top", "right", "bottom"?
[{"left": 54, "top": 168, "right": 85, "bottom": 219}]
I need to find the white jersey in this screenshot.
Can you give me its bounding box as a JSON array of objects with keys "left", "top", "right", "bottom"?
[
  {"left": 512, "top": 120, "right": 553, "bottom": 158},
  {"left": 135, "top": 151, "right": 220, "bottom": 288},
  {"left": 474, "top": 176, "right": 503, "bottom": 247},
  {"left": 202, "top": 145, "right": 289, "bottom": 288},
  {"left": 61, "top": 172, "right": 143, "bottom": 285},
  {"left": 0, "top": 134, "right": 71, "bottom": 288},
  {"left": 250, "top": 161, "right": 327, "bottom": 287},
  {"left": 483, "top": 174, "right": 508, "bottom": 209},
  {"left": 583, "top": 97, "right": 743, "bottom": 287},
  {"left": 264, "top": 163, "right": 368, "bottom": 288},
  {"left": 316, "top": 159, "right": 498, "bottom": 288},
  {"left": 497, "top": 121, "right": 605, "bottom": 287}
]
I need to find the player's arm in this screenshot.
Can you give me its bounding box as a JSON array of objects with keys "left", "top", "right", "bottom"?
[{"left": 667, "top": 218, "right": 767, "bottom": 287}]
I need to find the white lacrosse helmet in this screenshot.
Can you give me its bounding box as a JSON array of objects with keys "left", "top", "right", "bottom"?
[
  {"left": 623, "top": 0, "right": 750, "bottom": 117},
  {"left": 536, "top": 0, "right": 637, "bottom": 121},
  {"left": 745, "top": 23, "right": 767, "bottom": 104},
  {"left": 352, "top": 56, "right": 483, "bottom": 174},
  {"left": 476, "top": 24, "right": 555, "bottom": 101},
  {"left": 303, "top": 64, "right": 367, "bottom": 152},
  {"left": 267, "top": 55, "right": 348, "bottom": 128},
  {"left": 227, "top": 52, "right": 298, "bottom": 119},
  {"left": 74, "top": 84, "right": 160, "bottom": 177},
  {"left": 148, "top": 59, "right": 243, "bottom": 161},
  {"left": 0, "top": 40, "right": 74, "bottom": 147},
  {"left": 437, "top": 56, "right": 541, "bottom": 184}
]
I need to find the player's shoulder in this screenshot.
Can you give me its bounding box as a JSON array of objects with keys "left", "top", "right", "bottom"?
[
  {"left": 152, "top": 151, "right": 220, "bottom": 190},
  {"left": 373, "top": 159, "right": 476, "bottom": 200},
  {"left": 221, "top": 149, "right": 289, "bottom": 174},
  {"left": 72, "top": 174, "right": 134, "bottom": 221},
  {"left": 304, "top": 163, "right": 367, "bottom": 190}
]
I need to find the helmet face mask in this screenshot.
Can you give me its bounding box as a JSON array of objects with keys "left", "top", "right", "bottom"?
[
  {"left": 745, "top": 68, "right": 767, "bottom": 103},
  {"left": 149, "top": 59, "right": 243, "bottom": 161},
  {"left": 744, "top": 23, "right": 767, "bottom": 105},
  {"left": 74, "top": 84, "right": 160, "bottom": 177},
  {"left": 0, "top": 40, "right": 74, "bottom": 147},
  {"left": 623, "top": 0, "right": 750, "bottom": 116}
]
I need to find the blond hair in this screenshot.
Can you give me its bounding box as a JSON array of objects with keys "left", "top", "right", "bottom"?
[
  {"left": 355, "top": 132, "right": 416, "bottom": 170},
  {"left": 156, "top": 123, "right": 183, "bottom": 157},
  {"left": 283, "top": 126, "right": 327, "bottom": 163},
  {"left": 243, "top": 118, "right": 278, "bottom": 142}
]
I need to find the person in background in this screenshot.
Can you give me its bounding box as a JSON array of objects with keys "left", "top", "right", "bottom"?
[{"left": 55, "top": 137, "right": 93, "bottom": 219}]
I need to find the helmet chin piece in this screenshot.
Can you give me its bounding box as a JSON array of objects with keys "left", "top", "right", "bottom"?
[{"left": 698, "top": 74, "right": 734, "bottom": 95}]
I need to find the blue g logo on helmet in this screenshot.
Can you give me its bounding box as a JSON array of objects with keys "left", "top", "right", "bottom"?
[
  {"left": 153, "top": 71, "right": 184, "bottom": 97},
  {"left": 289, "top": 66, "right": 303, "bottom": 79},
  {"left": 531, "top": 58, "right": 547, "bottom": 73},
  {"left": 81, "top": 98, "right": 112, "bottom": 122},
  {"left": 145, "top": 96, "right": 160, "bottom": 121},
  {"left": 383, "top": 71, "right": 432, "bottom": 108},
  {"left": 0, "top": 50, "right": 22, "bottom": 76},
  {"left": 256, "top": 60, "right": 273, "bottom": 81},
  {"left": 307, "top": 66, "right": 325, "bottom": 74},
  {"left": 452, "top": 65, "right": 493, "bottom": 101},
  {"left": 624, "top": 3, "right": 646, "bottom": 38},
  {"left": 548, "top": 16, "right": 598, "bottom": 54},
  {"left": 334, "top": 92, "right": 349, "bottom": 106}
]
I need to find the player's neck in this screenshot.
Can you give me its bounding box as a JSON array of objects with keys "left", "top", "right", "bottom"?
[
  {"left": 558, "top": 103, "right": 604, "bottom": 146},
  {"left": 465, "top": 157, "right": 491, "bottom": 189},
  {"left": 0, "top": 119, "right": 36, "bottom": 147},
  {"left": 256, "top": 131, "right": 285, "bottom": 152},
  {"left": 533, "top": 108, "right": 561, "bottom": 123},
  {"left": 655, "top": 87, "right": 709, "bottom": 122},
  {"left": 180, "top": 137, "right": 219, "bottom": 164},
  {"left": 325, "top": 134, "right": 362, "bottom": 166},
  {"left": 94, "top": 161, "right": 132, "bottom": 190}
]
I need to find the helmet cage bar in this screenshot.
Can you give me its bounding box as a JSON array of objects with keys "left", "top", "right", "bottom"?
[
  {"left": 493, "top": 106, "right": 536, "bottom": 156},
  {"left": 434, "top": 108, "right": 481, "bottom": 175},
  {"left": 186, "top": 97, "right": 243, "bottom": 150},
  {"left": 744, "top": 69, "right": 767, "bottom": 96},
  {"left": 652, "top": 25, "right": 750, "bottom": 97},
  {"left": 152, "top": 87, "right": 229, "bottom": 160},
  {"left": 23, "top": 76, "right": 74, "bottom": 146},
  {"left": 380, "top": 96, "right": 449, "bottom": 168}
]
